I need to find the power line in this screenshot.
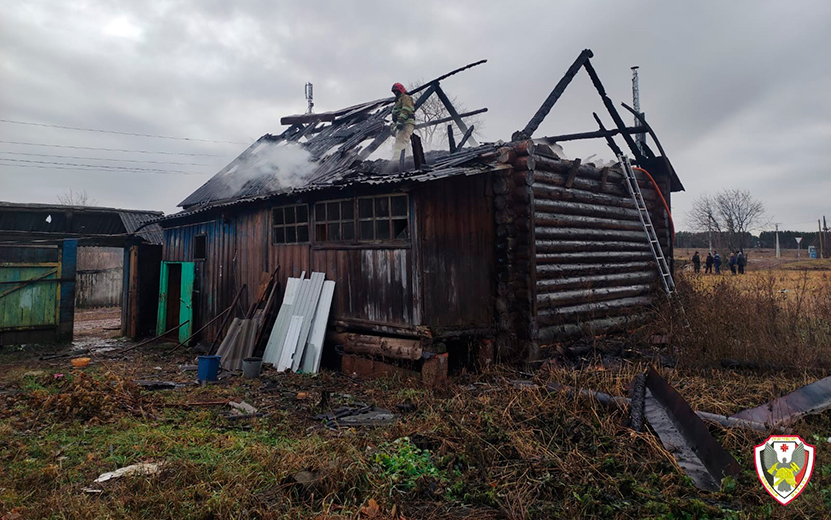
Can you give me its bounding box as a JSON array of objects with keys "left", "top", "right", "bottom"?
[
  {"left": 0, "top": 150, "right": 209, "bottom": 166},
  {"left": 0, "top": 118, "right": 248, "bottom": 145},
  {"left": 0, "top": 159, "right": 204, "bottom": 176},
  {"left": 0, "top": 139, "right": 232, "bottom": 156}
]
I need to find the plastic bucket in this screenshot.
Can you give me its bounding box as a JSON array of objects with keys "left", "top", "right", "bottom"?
[
  {"left": 197, "top": 355, "right": 221, "bottom": 381},
  {"left": 242, "top": 357, "right": 263, "bottom": 379}
]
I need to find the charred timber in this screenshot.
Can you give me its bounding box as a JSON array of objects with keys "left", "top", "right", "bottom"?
[
  {"left": 535, "top": 213, "right": 651, "bottom": 232},
  {"left": 543, "top": 126, "right": 649, "bottom": 144},
  {"left": 536, "top": 240, "right": 651, "bottom": 253},
  {"left": 536, "top": 296, "right": 653, "bottom": 326},
  {"left": 535, "top": 199, "right": 643, "bottom": 221},
  {"left": 413, "top": 108, "right": 489, "bottom": 130},
  {"left": 537, "top": 284, "right": 652, "bottom": 309},
  {"left": 537, "top": 262, "right": 655, "bottom": 278},
  {"left": 539, "top": 314, "right": 647, "bottom": 342},
  {"left": 533, "top": 185, "right": 653, "bottom": 211},
  {"left": 533, "top": 171, "right": 657, "bottom": 200},
  {"left": 536, "top": 251, "right": 653, "bottom": 265},
  {"left": 535, "top": 226, "right": 658, "bottom": 243}
]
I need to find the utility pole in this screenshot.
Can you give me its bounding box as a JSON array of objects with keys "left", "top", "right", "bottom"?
[
  {"left": 820, "top": 219, "right": 825, "bottom": 260},
  {"left": 824, "top": 216, "right": 829, "bottom": 258},
  {"left": 630, "top": 66, "right": 646, "bottom": 153},
  {"left": 775, "top": 223, "right": 781, "bottom": 259},
  {"left": 304, "top": 82, "right": 314, "bottom": 115}
]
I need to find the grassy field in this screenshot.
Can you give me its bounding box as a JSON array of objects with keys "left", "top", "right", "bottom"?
[{"left": 2, "top": 255, "right": 831, "bottom": 519}]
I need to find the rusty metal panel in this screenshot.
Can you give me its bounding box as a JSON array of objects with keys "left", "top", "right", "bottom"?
[
  {"left": 732, "top": 375, "right": 831, "bottom": 427},
  {"left": 417, "top": 174, "right": 495, "bottom": 329}
]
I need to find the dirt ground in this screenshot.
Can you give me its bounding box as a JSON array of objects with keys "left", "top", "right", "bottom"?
[{"left": 2, "top": 281, "right": 831, "bottom": 518}]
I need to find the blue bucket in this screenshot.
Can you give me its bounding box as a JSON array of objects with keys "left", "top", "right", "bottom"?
[{"left": 197, "top": 355, "right": 221, "bottom": 381}]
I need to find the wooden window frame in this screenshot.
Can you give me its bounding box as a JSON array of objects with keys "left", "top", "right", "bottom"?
[
  {"left": 271, "top": 204, "right": 310, "bottom": 245},
  {"left": 193, "top": 234, "right": 207, "bottom": 261},
  {"left": 356, "top": 194, "right": 410, "bottom": 243}
]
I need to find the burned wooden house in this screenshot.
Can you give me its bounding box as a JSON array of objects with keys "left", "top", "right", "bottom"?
[{"left": 153, "top": 50, "right": 683, "bottom": 366}]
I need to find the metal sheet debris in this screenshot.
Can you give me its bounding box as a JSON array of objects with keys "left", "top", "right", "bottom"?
[
  {"left": 644, "top": 367, "right": 740, "bottom": 492},
  {"left": 314, "top": 405, "right": 397, "bottom": 428},
  {"left": 731, "top": 375, "right": 831, "bottom": 427}
]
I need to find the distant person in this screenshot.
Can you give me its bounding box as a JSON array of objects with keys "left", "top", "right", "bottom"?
[
  {"left": 692, "top": 251, "right": 701, "bottom": 273},
  {"left": 729, "top": 252, "right": 737, "bottom": 275},
  {"left": 737, "top": 250, "right": 746, "bottom": 274},
  {"left": 713, "top": 251, "right": 722, "bottom": 274},
  {"left": 705, "top": 252, "right": 714, "bottom": 273}
]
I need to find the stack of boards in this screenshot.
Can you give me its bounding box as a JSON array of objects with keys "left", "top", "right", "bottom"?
[{"left": 262, "top": 272, "right": 336, "bottom": 373}]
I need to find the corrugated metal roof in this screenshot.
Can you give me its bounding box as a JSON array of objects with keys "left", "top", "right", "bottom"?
[{"left": 118, "top": 212, "right": 163, "bottom": 245}]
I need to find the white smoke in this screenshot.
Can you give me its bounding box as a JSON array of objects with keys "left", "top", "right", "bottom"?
[{"left": 222, "top": 142, "right": 316, "bottom": 194}]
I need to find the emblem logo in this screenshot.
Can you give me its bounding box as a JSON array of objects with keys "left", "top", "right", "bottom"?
[{"left": 754, "top": 435, "right": 815, "bottom": 505}]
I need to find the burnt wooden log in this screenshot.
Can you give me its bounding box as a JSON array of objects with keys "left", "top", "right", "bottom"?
[
  {"left": 332, "top": 332, "right": 423, "bottom": 361},
  {"left": 537, "top": 296, "right": 653, "bottom": 326},
  {"left": 536, "top": 251, "right": 653, "bottom": 265},
  {"left": 536, "top": 239, "right": 650, "bottom": 254},
  {"left": 537, "top": 271, "right": 656, "bottom": 290},
  {"left": 535, "top": 226, "right": 653, "bottom": 243},
  {"left": 533, "top": 170, "right": 657, "bottom": 199},
  {"left": 512, "top": 140, "right": 535, "bottom": 157},
  {"left": 537, "top": 262, "right": 654, "bottom": 279},
  {"left": 535, "top": 213, "right": 649, "bottom": 232},
  {"left": 539, "top": 314, "right": 648, "bottom": 342},
  {"left": 535, "top": 199, "right": 643, "bottom": 221},
  {"left": 564, "top": 159, "right": 582, "bottom": 188},
  {"left": 533, "top": 184, "right": 652, "bottom": 210},
  {"left": 537, "top": 284, "right": 652, "bottom": 309},
  {"left": 447, "top": 125, "right": 456, "bottom": 152}
]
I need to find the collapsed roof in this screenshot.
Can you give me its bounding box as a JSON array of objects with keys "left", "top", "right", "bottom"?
[{"left": 175, "top": 50, "right": 683, "bottom": 215}]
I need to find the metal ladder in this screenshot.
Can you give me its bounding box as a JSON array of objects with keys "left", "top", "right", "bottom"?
[{"left": 618, "top": 154, "right": 677, "bottom": 299}]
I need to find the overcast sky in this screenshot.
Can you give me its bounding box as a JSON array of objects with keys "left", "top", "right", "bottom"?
[{"left": 2, "top": 1, "right": 829, "bottom": 231}]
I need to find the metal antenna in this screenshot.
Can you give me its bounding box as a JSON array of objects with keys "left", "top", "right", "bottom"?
[
  {"left": 631, "top": 66, "right": 646, "bottom": 152},
  {"left": 304, "top": 82, "right": 314, "bottom": 114}
]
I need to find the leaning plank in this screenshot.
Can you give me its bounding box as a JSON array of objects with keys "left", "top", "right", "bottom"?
[
  {"left": 262, "top": 277, "right": 302, "bottom": 366},
  {"left": 333, "top": 332, "right": 424, "bottom": 361},
  {"left": 731, "top": 374, "right": 831, "bottom": 427},
  {"left": 277, "top": 316, "right": 304, "bottom": 372},
  {"left": 300, "top": 280, "right": 336, "bottom": 374},
  {"left": 215, "top": 318, "right": 243, "bottom": 368},
  {"left": 291, "top": 273, "right": 326, "bottom": 372},
  {"left": 644, "top": 367, "right": 741, "bottom": 492}
]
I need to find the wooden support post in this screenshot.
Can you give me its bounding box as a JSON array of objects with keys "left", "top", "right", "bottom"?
[
  {"left": 564, "top": 158, "right": 582, "bottom": 188},
  {"left": 513, "top": 49, "right": 594, "bottom": 141},
  {"left": 433, "top": 82, "right": 478, "bottom": 146},
  {"left": 456, "top": 125, "right": 475, "bottom": 151},
  {"left": 447, "top": 125, "right": 456, "bottom": 152},
  {"left": 413, "top": 83, "right": 436, "bottom": 112},
  {"left": 592, "top": 112, "right": 624, "bottom": 157},
  {"left": 583, "top": 61, "right": 644, "bottom": 162},
  {"left": 599, "top": 167, "right": 610, "bottom": 192},
  {"left": 411, "top": 133, "right": 425, "bottom": 169}
]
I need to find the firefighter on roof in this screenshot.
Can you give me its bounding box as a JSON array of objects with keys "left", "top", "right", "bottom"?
[{"left": 390, "top": 83, "right": 415, "bottom": 160}]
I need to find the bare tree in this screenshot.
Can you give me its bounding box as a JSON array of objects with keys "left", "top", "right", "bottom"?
[
  {"left": 57, "top": 188, "right": 98, "bottom": 207},
  {"left": 687, "top": 188, "right": 766, "bottom": 251},
  {"left": 407, "top": 81, "right": 484, "bottom": 150}
]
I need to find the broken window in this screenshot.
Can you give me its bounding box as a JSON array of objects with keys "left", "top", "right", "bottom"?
[
  {"left": 314, "top": 199, "right": 355, "bottom": 242},
  {"left": 357, "top": 194, "right": 409, "bottom": 241},
  {"left": 272, "top": 204, "right": 310, "bottom": 244},
  {"left": 194, "top": 234, "right": 207, "bottom": 261}
]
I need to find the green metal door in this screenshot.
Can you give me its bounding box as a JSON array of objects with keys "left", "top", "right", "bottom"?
[
  {"left": 178, "top": 262, "right": 194, "bottom": 342},
  {"left": 156, "top": 261, "right": 194, "bottom": 342},
  {"left": 0, "top": 264, "right": 59, "bottom": 329}
]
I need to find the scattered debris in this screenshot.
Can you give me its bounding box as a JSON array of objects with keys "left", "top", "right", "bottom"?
[
  {"left": 93, "top": 462, "right": 164, "bottom": 483},
  {"left": 179, "top": 364, "right": 198, "bottom": 371},
  {"left": 629, "top": 372, "right": 646, "bottom": 432},
  {"left": 70, "top": 357, "right": 91, "bottom": 368},
  {"left": 22, "top": 370, "right": 45, "bottom": 377},
  {"left": 81, "top": 488, "right": 104, "bottom": 494},
  {"left": 228, "top": 400, "right": 257, "bottom": 415},
  {"left": 643, "top": 367, "right": 740, "bottom": 492},
  {"left": 39, "top": 349, "right": 89, "bottom": 361},
  {"left": 395, "top": 402, "right": 417, "bottom": 413},
  {"left": 134, "top": 380, "right": 183, "bottom": 391},
  {"left": 314, "top": 405, "right": 397, "bottom": 427},
  {"left": 731, "top": 374, "right": 831, "bottom": 427}
]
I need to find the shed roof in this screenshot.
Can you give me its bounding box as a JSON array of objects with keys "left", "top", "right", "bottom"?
[{"left": 0, "top": 201, "right": 164, "bottom": 245}]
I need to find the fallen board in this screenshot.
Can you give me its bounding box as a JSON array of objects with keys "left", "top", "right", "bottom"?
[
  {"left": 300, "top": 280, "right": 335, "bottom": 373},
  {"left": 291, "top": 273, "right": 326, "bottom": 372}
]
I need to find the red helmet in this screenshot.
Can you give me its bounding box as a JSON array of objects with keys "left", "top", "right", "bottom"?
[{"left": 391, "top": 82, "right": 406, "bottom": 94}]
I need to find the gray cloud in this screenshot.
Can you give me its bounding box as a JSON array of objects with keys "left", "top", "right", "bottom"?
[{"left": 1, "top": 0, "right": 829, "bottom": 230}]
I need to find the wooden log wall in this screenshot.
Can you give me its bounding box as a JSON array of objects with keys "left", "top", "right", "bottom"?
[
  {"left": 493, "top": 141, "right": 538, "bottom": 362},
  {"left": 529, "top": 146, "right": 668, "bottom": 342},
  {"left": 498, "top": 141, "right": 671, "bottom": 347}
]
